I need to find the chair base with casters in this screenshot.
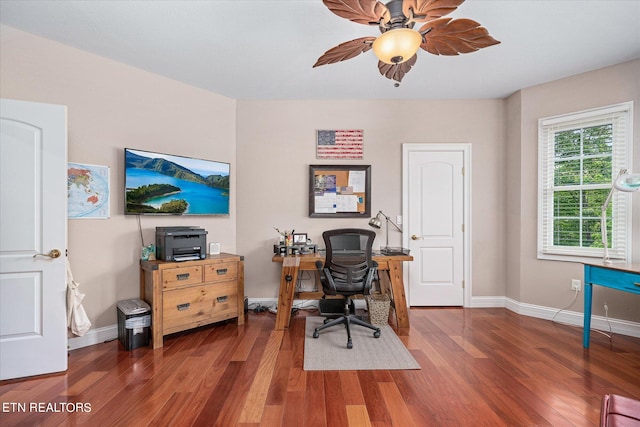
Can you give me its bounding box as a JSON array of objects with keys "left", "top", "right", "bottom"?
[{"left": 313, "top": 295, "right": 381, "bottom": 349}]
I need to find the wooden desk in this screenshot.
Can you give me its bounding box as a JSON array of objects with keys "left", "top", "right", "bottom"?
[
  {"left": 272, "top": 252, "right": 413, "bottom": 330},
  {"left": 583, "top": 262, "right": 640, "bottom": 348}
]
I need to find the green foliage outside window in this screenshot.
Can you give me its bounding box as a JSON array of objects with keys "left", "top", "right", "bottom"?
[{"left": 552, "top": 124, "right": 612, "bottom": 249}]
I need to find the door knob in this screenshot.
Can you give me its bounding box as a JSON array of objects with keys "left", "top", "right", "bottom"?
[
  {"left": 411, "top": 235, "right": 422, "bottom": 240},
  {"left": 33, "top": 249, "right": 62, "bottom": 259}
]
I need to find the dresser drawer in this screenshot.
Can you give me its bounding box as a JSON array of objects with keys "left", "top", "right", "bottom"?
[
  {"left": 204, "top": 262, "right": 237, "bottom": 283},
  {"left": 162, "top": 281, "right": 238, "bottom": 334},
  {"left": 162, "top": 265, "right": 203, "bottom": 290}
]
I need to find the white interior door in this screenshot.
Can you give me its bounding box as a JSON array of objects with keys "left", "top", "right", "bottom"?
[
  {"left": 0, "top": 98, "right": 68, "bottom": 380},
  {"left": 403, "top": 144, "right": 469, "bottom": 306}
]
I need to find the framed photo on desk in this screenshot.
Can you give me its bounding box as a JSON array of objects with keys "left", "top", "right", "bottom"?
[
  {"left": 309, "top": 164, "right": 371, "bottom": 218},
  {"left": 293, "top": 233, "right": 308, "bottom": 244}
]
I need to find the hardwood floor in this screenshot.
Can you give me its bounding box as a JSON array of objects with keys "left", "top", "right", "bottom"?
[{"left": 1, "top": 308, "right": 639, "bottom": 426}]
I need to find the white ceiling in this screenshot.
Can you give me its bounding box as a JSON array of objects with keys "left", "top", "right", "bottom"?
[{"left": 1, "top": 0, "right": 639, "bottom": 100}]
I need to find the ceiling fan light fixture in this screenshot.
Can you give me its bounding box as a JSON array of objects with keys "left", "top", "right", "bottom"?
[
  {"left": 316, "top": 0, "right": 501, "bottom": 83},
  {"left": 372, "top": 28, "right": 422, "bottom": 65}
]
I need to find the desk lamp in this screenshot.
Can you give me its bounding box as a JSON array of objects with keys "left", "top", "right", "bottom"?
[
  {"left": 368, "top": 210, "right": 402, "bottom": 253},
  {"left": 601, "top": 169, "right": 640, "bottom": 263}
]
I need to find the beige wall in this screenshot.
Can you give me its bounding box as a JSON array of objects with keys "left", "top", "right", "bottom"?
[
  {"left": 236, "top": 100, "right": 506, "bottom": 299},
  {"left": 505, "top": 91, "right": 523, "bottom": 302},
  {"left": 0, "top": 26, "right": 237, "bottom": 328},
  {"left": 506, "top": 59, "right": 640, "bottom": 322},
  {"left": 1, "top": 24, "right": 638, "bottom": 332}
]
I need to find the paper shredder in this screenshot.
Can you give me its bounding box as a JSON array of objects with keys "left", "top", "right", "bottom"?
[{"left": 117, "top": 298, "right": 151, "bottom": 350}]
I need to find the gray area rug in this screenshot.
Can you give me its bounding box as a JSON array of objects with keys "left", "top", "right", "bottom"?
[{"left": 304, "top": 316, "right": 421, "bottom": 371}]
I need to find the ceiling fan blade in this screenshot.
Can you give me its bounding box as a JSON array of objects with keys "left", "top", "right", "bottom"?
[
  {"left": 403, "top": 0, "right": 465, "bottom": 22},
  {"left": 313, "top": 37, "right": 377, "bottom": 67},
  {"left": 378, "top": 54, "right": 417, "bottom": 82},
  {"left": 323, "top": 0, "right": 390, "bottom": 25},
  {"left": 419, "top": 18, "right": 500, "bottom": 56}
]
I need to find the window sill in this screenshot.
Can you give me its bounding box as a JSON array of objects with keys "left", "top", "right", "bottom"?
[{"left": 537, "top": 252, "right": 625, "bottom": 264}]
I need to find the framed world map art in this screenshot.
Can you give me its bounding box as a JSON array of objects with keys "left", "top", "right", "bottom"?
[{"left": 67, "top": 162, "right": 110, "bottom": 219}]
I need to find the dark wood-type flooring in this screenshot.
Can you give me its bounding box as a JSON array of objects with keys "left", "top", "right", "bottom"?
[{"left": 1, "top": 308, "right": 639, "bottom": 426}]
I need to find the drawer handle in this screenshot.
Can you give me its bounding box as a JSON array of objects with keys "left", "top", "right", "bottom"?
[
  {"left": 176, "top": 273, "right": 190, "bottom": 280},
  {"left": 177, "top": 303, "right": 190, "bottom": 311},
  {"left": 216, "top": 268, "right": 228, "bottom": 275},
  {"left": 216, "top": 296, "right": 228, "bottom": 303}
]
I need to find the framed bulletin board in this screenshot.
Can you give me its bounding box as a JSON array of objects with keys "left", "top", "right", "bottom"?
[{"left": 309, "top": 164, "right": 371, "bottom": 218}]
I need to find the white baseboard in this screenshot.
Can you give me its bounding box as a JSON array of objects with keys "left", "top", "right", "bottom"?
[
  {"left": 68, "top": 296, "right": 639, "bottom": 351},
  {"left": 68, "top": 324, "right": 118, "bottom": 351},
  {"left": 471, "top": 295, "right": 640, "bottom": 339},
  {"left": 468, "top": 296, "right": 506, "bottom": 308}
]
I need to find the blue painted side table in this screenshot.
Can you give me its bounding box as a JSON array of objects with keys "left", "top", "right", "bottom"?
[{"left": 583, "top": 262, "right": 640, "bottom": 348}]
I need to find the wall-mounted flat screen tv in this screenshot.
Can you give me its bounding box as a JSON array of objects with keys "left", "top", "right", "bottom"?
[{"left": 125, "top": 148, "right": 230, "bottom": 215}]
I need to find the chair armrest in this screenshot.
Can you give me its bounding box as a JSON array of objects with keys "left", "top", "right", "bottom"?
[{"left": 322, "top": 267, "right": 338, "bottom": 295}]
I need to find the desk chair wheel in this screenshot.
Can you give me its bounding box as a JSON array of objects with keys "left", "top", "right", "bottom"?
[
  {"left": 313, "top": 330, "right": 319, "bottom": 338},
  {"left": 373, "top": 329, "right": 381, "bottom": 338},
  {"left": 347, "top": 338, "right": 353, "bottom": 349}
]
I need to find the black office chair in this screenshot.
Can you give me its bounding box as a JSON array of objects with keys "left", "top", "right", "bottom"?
[{"left": 312, "top": 228, "right": 381, "bottom": 349}]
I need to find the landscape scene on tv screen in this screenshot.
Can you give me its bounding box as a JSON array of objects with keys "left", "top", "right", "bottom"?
[{"left": 125, "top": 148, "right": 230, "bottom": 215}]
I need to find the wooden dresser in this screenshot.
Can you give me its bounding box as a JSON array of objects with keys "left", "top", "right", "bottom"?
[{"left": 140, "top": 253, "right": 245, "bottom": 349}]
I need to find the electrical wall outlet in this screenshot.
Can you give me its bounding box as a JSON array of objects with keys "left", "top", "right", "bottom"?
[
  {"left": 396, "top": 215, "right": 402, "bottom": 225},
  {"left": 571, "top": 279, "right": 581, "bottom": 291}
]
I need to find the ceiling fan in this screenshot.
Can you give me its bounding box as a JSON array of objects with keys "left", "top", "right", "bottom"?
[{"left": 313, "top": 0, "right": 500, "bottom": 86}]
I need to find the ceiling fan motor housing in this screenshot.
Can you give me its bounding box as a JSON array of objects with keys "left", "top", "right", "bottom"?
[{"left": 380, "top": 0, "right": 416, "bottom": 32}]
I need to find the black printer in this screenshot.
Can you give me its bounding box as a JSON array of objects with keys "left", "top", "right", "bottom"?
[{"left": 156, "top": 226, "right": 207, "bottom": 262}]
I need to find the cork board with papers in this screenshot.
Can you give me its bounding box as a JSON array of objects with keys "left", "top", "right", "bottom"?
[{"left": 309, "top": 164, "right": 371, "bottom": 218}]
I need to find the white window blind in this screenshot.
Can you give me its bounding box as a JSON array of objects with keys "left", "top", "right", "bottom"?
[{"left": 538, "top": 102, "right": 633, "bottom": 261}]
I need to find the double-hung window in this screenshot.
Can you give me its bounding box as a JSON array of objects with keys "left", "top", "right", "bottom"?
[{"left": 538, "top": 102, "right": 633, "bottom": 262}]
